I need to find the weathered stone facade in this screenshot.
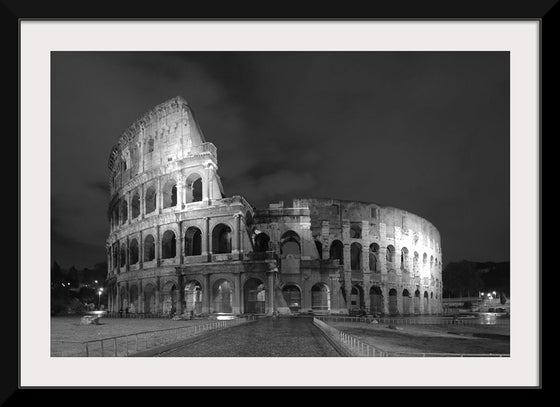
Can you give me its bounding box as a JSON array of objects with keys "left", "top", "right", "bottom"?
[{"left": 105, "top": 96, "right": 443, "bottom": 316}]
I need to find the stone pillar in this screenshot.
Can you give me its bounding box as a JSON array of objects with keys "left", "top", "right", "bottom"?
[
  {"left": 176, "top": 273, "right": 184, "bottom": 315},
  {"left": 178, "top": 222, "right": 184, "bottom": 264},
  {"left": 126, "top": 282, "right": 130, "bottom": 310},
  {"left": 382, "top": 287, "right": 389, "bottom": 315},
  {"left": 107, "top": 249, "right": 112, "bottom": 276},
  {"left": 203, "top": 166, "right": 210, "bottom": 202},
  {"left": 127, "top": 191, "right": 132, "bottom": 225},
  {"left": 203, "top": 274, "right": 211, "bottom": 314},
  {"left": 157, "top": 177, "right": 162, "bottom": 214},
  {"left": 397, "top": 288, "right": 403, "bottom": 315},
  {"left": 302, "top": 276, "right": 310, "bottom": 312},
  {"left": 115, "top": 284, "right": 120, "bottom": 312},
  {"left": 267, "top": 271, "right": 274, "bottom": 315},
  {"left": 139, "top": 230, "right": 144, "bottom": 269},
  {"left": 176, "top": 175, "right": 184, "bottom": 209},
  {"left": 232, "top": 214, "right": 240, "bottom": 254},
  {"left": 138, "top": 282, "right": 143, "bottom": 314},
  {"left": 125, "top": 236, "right": 130, "bottom": 272},
  {"left": 233, "top": 272, "right": 242, "bottom": 315},
  {"left": 155, "top": 226, "right": 161, "bottom": 267},
  {"left": 202, "top": 217, "right": 210, "bottom": 260},
  {"left": 155, "top": 277, "right": 161, "bottom": 315},
  {"left": 140, "top": 183, "right": 145, "bottom": 219}
]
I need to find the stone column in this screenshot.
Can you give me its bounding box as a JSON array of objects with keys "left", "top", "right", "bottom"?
[
  {"left": 176, "top": 273, "right": 184, "bottom": 315},
  {"left": 138, "top": 282, "right": 143, "bottom": 313},
  {"left": 235, "top": 273, "right": 242, "bottom": 315},
  {"left": 127, "top": 191, "right": 132, "bottom": 225},
  {"left": 140, "top": 183, "right": 145, "bottom": 219},
  {"left": 267, "top": 271, "right": 274, "bottom": 315},
  {"left": 157, "top": 177, "right": 162, "bottom": 214},
  {"left": 126, "top": 282, "right": 130, "bottom": 310},
  {"left": 203, "top": 274, "right": 211, "bottom": 314},
  {"left": 176, "top": 175, "right": 184, "bottom": 209},
  {"left": 178, "top": 222, "right": 184, "bottom": 264},
  {"left": 232, "top": 214, "right": 240, "bottom": 254},
  {"left": 125, "top": 236, "right": 130, "bottom": 272},
  {"left": 139, "top": 230, "right": 144, "bottom": 269},
  {"left": 155, "top": 277, "right": 161, "bottom": 315},
  {"left": 115, "top": 284, "right": 120, "bottom": 312},
  {"left": 202, "top": 217, "right": 210, "bottom": 260},
  {"left": 107, "top": 249, "right": 112, "bottom": 276},
  {"left": 382, "top": 288, "right": 389, "bottom": 315},
  {"left": 155, "top": 226, "right": 161, "bottom": 267},
  {"left": 203, "top": 166, "right": 210, "bottom": 202}
]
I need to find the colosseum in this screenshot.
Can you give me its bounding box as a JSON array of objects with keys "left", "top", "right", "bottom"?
[{"left": 104, "top": 96, "right": 443, "bottom": 317}]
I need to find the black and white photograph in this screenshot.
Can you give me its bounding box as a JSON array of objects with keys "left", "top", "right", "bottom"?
[{"left": 19, "top": 20, "right": 541, "bottom": 388}]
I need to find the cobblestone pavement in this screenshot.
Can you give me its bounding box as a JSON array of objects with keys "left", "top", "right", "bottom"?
[{"left": 158, "top": 317, "right": 341, "bottom": 357}]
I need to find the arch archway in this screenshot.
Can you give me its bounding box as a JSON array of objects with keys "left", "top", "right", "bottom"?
[
  {"left": 145, "top": 185, "right": 157, "bottom": 214},
  {"left": 212, "top": 279, "right": 233, "bottom": 313},
  {"left": 280, "top": 230, "right": 301, "bottom": 256},
  {"left": 402, "top": 289, "right": 411, "bottom": 315},
  {"left": 311, "top": 283, "right": 330, "bottom": 311},
  {"left": 314, "top": 240, "right": 323, "bottom": 259},
  {"left": 184, "top": 280, "right": 202, "bottom": 315},
  {"left": 144, "top": 235, "right": 155, "bottom": 261},
  {"left": 184, "top": 227, "right": 202, "bottom": 256},
  {"left": 162, "top": 282, "right": 178, "bottom": 315},
  {"left": 369, "top": 243, "right": 379, "bottom": 272},
  {"left": 244, "top": 278, "right": 266, "bottom": 314},
  {"left": 161, "top": 230, "right": 176, "bottom": 259},
  {"left": 424, "top": 291, "right": 429, "bottom": 314},
  {"left": 350, "top": 243, "right": 362, "bottom": 271},
  {"left": 350, "top": 285, "right": 364, "bottom": 310},
  {"left": 388, "top": 288, "right": 398, "bottom": 315},
  {"left": 254, "top": 232, "right": 270, "bottom": 253},
  {"left": 369, "top": 286, "right": 383, "bottom": 315},
  {"left": 282, "top": 285, "right": 301, "bottom": 312},
  {"left": 143, "top": 284, "right": 156, "bottom": 314},
  {"left": 329, "top": 240, "right": 344, "bottom": 265},
  {"left": 129, "top": 285, "right": 138, "bottom": 313},
  {"left": 129, "top": 239, "right": 139, "bottom": 265},
  {"left": 414, "top": 289, "right": 421, "bottom": 314},
  {"left": 185, "top": 173, "right": 203, "bottom": 203},
  {"left": 131, "top": 191, "right": 140, "bottom": 219},
  {"left": 162, "top": 180, "right": 177, "bottom": 208},
  {"left": 212, "top": 224, "right": 232, "bottom": 254}
]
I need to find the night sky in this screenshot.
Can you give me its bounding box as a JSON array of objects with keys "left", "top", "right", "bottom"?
[{"left": 51, "top": 52, "right": 509, "bottom": 270}]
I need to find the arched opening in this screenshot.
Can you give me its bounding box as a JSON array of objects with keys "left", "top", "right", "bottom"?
[
  {"left": 129, "top": 239, "right": 139, "bottom": 265},
  {"left": 314, "top": 240, "right": 323, "bottom": 259},
  {"left": 162, "top": 180, "right": 177, "bottom": 208},
  {"left": 350, "top": 223, "right": 362, "bottom": 239},
  {"left": 184, "top": 227, "right": 202, "bottom": 256},
  {"left": 254, "top": 232, "right": 270, "bottom": 253},
  {"left": 212, "top": 224, "right": 232, "bottom": 254},
  {"left": 414, "top": 289, "right": 421, "bottom": 314},
  {"left": 120, "top": 200, "right": 128, "bottom": 224},
  {"left": 311, "top": 283, "right": 330, "bottom": 311},
  {"left": 388, "top": 288, "right": 398, "bottom": 315},
  {"left": 329, "top": 240, "right": 344, "bottom": 265},
  {"left": 244, "top": 278, "right": 266, "bottom": 314},
  {"left": 184, "top": 280, "right": 202, "bottom": 315},
  {"left": 280, "top": 231, "right": 301, "bottom": 256},
  {"left": 402, "top": 289, "right": 411, "bottom": 315},
  {"left": 401, "top": 247, "right": 409, "bottom": 272},
  {"left": 424, "top": 291, "right": 429, "bottom": 314},
  {"left": 144, "top": 235, "right": 155, "bottom": 262},
  {"left": 161, "top": 230, "right": 176, "bottom": 259},
  {"left": 143, "top": 284, "right": 156, "bottom": 314},
  {"left": 282, "top": 285, "right": 301, "bottom": 312},
  {"left": 212, "top": 279, "right": 233, "bottom": 313},
  {"left": 119, "top": 243, "right": 126, "bottom": 268},
  {"left": 350, "top": 242, "right": 362, "bottom": 271},
  {"left": 129, "top": 285, "right": 138, "bottom": 313},
  {"left": 350, "top": 285, "right": 364, "bottom": 310},
  {"left": 413, "top": 252, "right": 419, "bottom": 276},
  {"left": 185, "top": 173, "right": 203, "bottom": 203},
  {"left": 119, "top": 286, "right": 127, "bottom": 311},
  {"left": 386, "top": 245, "right": 395, "bottom": 264},
  {"left": 369, "top": 286, "right": 383, "bottom": 315},
  {"left": 131, "top": 191, "right": 140, "bottom": 219},
  {"left": 369, "top": 243, "right": 379, "bottom": 272},
  {"left": 145, "top": 185, "right": 157, "bottom": 214},
  {"left": 162, "top": 282, "right": 178, "bottom": 315}
]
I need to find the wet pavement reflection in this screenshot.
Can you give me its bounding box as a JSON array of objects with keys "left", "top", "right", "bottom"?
[{"left": 158, "top": 317, "right": 340, "bottom": 357}]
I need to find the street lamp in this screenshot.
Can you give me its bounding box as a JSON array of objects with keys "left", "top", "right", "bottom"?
[{"left": 98, "top": 288, "right": 104, "bottom": 310}]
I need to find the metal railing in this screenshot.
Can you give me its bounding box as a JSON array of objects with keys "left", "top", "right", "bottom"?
[
  {"left": 313, "top": 318, "right": 509, "bottom": 358},
  {"left": 53, "top": 316, "right": 254, "bottom": 357},
  {"left": 317, "top": 315, "right": 509, "bottom": 326}
]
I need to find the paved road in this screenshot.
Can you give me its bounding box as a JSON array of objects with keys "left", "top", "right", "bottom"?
[{"left": 157, "top": 317, "right": 340, "bottom": 357}]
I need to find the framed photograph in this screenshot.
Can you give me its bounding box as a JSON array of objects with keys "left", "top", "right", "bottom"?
[{"left": 16, "top": 6, "right": 547, "bottom": 394}]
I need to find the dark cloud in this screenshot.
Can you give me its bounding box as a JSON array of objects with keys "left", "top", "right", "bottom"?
[{"left": 51, "top": 51, "right": 509, "bottom": 269}]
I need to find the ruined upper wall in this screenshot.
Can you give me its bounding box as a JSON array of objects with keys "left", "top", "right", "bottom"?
[{"left": 107, "top": 96, "right": 217, "bottom": 195}]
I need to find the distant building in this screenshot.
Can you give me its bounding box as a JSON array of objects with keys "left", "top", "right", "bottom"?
[{"left": 104, "top": 97, "right": 443, "bottom": 316}]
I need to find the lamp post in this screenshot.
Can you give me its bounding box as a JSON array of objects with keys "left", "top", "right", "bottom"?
[{"left": 98, "top": 288, "right": 104, "bottom": 310}]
